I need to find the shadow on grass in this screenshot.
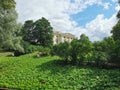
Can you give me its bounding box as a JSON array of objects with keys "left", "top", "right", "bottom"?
[
  {"left": 36, "top": 59, "right": 74, "bottom": 75},
  {"left": 36, "top": 59, "right": 120, "bottom": 89}
]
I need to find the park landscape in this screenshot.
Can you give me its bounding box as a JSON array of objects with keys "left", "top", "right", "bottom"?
[{"left": 0, "top": 0, "right": 120, "bottom": 90}]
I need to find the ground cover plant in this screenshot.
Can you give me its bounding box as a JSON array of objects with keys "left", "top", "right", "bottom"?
[{"left": 0, "top": 53, "right": 120, "bottom": 90}]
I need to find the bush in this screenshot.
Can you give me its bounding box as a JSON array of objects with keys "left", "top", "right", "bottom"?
[
  {"left": 70, "top": 39, "right": 81, "bottom": 64},
  {"left": 52, "top": 42, "right": 71, "bottom": 63},
  {"left": 52, "top": 34, "right": 93, "bottom": 65},
  {"left": 92, "top": 51, "right": 109, "bottom": 67},
  {"left": 110, "top": 40, "right": 120, "bottom": 64},
  {"left": 16, "top": 40, "right": 51, "bottom": 57},
  {"left": 37, "top": 47, "right": 51, "bottom": 57},
  {"left": 21, "top": 41, "right": 43, "bottom": 54},
  {"left": 70, "top": 35, "right": 93, "bottom": 65}
]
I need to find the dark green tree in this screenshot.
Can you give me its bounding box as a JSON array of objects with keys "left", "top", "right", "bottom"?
[
  {"left": 93, "top": 37, "right": 115, "bottom": 55},
  {"left": 21, "top": 20, "right": 34, "bottom": 42},
  {"left": 53, "top": 42, "right": 71, "bottom": 63},
  {"left": 33, "top": 17, "right": 53, "bottom": 47},
  {"left": 92, "top": 37, "right": 115, "bottom": 66},
  {"left": 22, "top": 17, "right": 53, "bottom": 47},
  {"left": 111, "top": 3, "right": 120, "bottom": 64},
  {"left": 77, "top": 34, "right": 93, "bottom": 64},
  {"left": 111, "top": 20, "right": 120, "bottom": 41},
  {"left": 68, "top": 34, "right": 93, "bottom": 64},
  {"left": 117, "top": 0, "right": 120, "bottom": 18}
]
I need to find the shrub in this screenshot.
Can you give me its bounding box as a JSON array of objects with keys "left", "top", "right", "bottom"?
[
  {"left": 21, "top": 41, "right": 43, "bottom": 54},
  {"left": 110, "top": 40, "right": 120, "bottom": 64},
  {"left": 37, "top": 47, "right": 51, "bottom": 57},
  {"left": 70, "top": 34, "right": 93, "bottom": 65},
  {"left": 70, "top": 39, "right": 81, "bottom": 64},
  {"left": 92, "top": 51, "right": 109, "bottom": 67},
  {"left": 52, "top": 42, "right": 71, "bottom": 63}
]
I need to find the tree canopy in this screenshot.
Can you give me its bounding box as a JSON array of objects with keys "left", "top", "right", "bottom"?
[
  {"left": 21, "top": 17, "right": 53, "bottom": 47},
  {"left": 0, "top": 0, "right": 23, "bottom": 52}
]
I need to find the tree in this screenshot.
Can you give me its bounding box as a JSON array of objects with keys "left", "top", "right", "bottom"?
[
  {"left": 112, "top": 0, "right": 120, "bottom": 41},
  {"left": 110, "top": 3, "right": 120, "bottom": 64},
  {"left": 0, "top": 0, "right": 23, "bottom": 52},
  {"left": 22, "top": 17, "right": 53, "bottom": 47},
  {"left": 93, "top": 37, "right": 117, "bottom": 66},
  {"left": 78, "top": 34, "right": 93, "bottom": 64},
  {"left": 94, "top": 37, "right": 115, "bottom": 56},
  {"left": 21, "top": 20, "right": 34, "bottom": 42},
  {"left": 69, "top": 34, "right": 93, "bottom": 65},
  {"left": 117, "top": 0, "right": 120, "bottom": 18},
  {"left": 53, "top": 42, "right": 71, "bottom": 63},
  {"left": 111, "top": 20, "right": 120, "bottom": 41}
]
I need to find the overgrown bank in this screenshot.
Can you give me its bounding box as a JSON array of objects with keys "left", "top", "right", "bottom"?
[{"left": 0, "top": 54, "right": 120, "bottom": 90}]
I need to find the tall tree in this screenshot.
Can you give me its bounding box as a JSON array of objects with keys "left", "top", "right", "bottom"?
[
  {"left": 112, "top": 0, "right": 120, "bottom": 41},
  {"left": 111, "top": 1, "right": 120, "bottom": 64},
  {"left": 0, "top": 0, "right": 24, "bottom": 52},
  {"left": 22, "top": 17, "right": 53, "bottom": 47},
  {"left": 111, "top": 20, "right": 120, "bottom": 41},
  {"left": 117, "top": 0, "right": 120, "bottom": 18},
  {"left": 21, "top": 20, "right": 34, "bottom": 42}
]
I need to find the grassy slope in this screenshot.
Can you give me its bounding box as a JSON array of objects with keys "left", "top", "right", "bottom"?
[{"left": 0, "top": 54, "right": 120, "bottom": 90}]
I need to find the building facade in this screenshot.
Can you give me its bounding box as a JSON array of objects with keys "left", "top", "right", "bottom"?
[{"left": 53, "top": 31, "right": 76, "bottom": 45}]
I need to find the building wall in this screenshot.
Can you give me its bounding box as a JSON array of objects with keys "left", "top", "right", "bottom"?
[{"left": 53, "top": 31, "right": 76, "bottom": 45}]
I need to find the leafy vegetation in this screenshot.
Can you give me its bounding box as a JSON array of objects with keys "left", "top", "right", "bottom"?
[
  {"left": 0, "top": 1, "right": 120, "bottom": 89},
  {"left": 21, "top": 17, "right": 53, "bottom": 47},
  {"left": 0, "top": 0, "right": 23, "bottom": 52},
  {"left": 53, "top": 36, "right": 120, "bottom": 68},
  {"left": 0, "top": 54, "right": 120, "bottom": 90}
]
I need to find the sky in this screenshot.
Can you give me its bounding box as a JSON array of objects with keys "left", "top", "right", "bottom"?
[{"left": 15, "top": 0, "right": 120, "bottom": 41}]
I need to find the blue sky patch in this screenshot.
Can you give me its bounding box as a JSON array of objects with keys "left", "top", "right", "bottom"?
[{"left": 71, "top": 1, "right": 117, "bottom": 26}]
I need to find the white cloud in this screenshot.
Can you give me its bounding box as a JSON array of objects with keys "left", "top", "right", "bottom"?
[
  {"left": 15, "top": 0, "right": 117, "bottom": 41},
  {"left": 72, "top": 14, "right": 118, "bottom": 41},
  {"left": 102, "top": 3, "right": 111, "bottom": 10},
  {"left": 111, "top": 0, "right": 117, "bottom": 3},
  {"left": 115, "top": 4, "right": 120, "bottom": 11},
  {"left": 15, "top": 0, "right": 111, "bottom": 22}
]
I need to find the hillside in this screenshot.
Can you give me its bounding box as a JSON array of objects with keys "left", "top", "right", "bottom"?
[{"left": 0, "top": 54, "right": 120, "bottom": 90}]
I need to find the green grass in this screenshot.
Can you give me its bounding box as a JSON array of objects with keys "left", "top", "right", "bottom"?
[{"left": 0, "top": 53, "right": 120, "bottom": 90}]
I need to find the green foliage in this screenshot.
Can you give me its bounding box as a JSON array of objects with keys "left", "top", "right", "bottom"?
[
  {"left": 21, "top": 17, "right": 53, "bottom": 47},
  {"left": 0, "top": 55, "right": 119, "bottom": 90},
  {"left": 93, "top": 37, "right": 117, "bottom": 65},
  {"left": 77, "top": 34, "right": 93, "bottom": 64},
  {"left": 92, "top": 51, "right": 109, "bottom": 67},
  {"left": 111, "top": 20, "right": 120, "bottom": 41},
  {"left": 26, "top": 45, "right": 41, "bottom": 54},
  {"left": 53, "top": 42, "right": 70, "bottom": 62},
  {"left": 21, "top": 41, "right": 51, "bottom": 56},
  {"left": 117, "top": 0, "right": 120, "bottom": 18},
  {"left": 0, "top": 0, "right": 15, "bottom": 9},
  {"left": 53, "top": 32, "right": 119, "bottom": 67},
  {"left": 70, "top": 39, "right": 81, "bottom": 64},
  {"left": 53, "top": 34, "right": 93, "bottom": 65},
  {"left": 111, "top": 8, "right": 120, "bottom": 64},
  {"left": 110, "top": 40, "right": 120, "bottom": 64},
  {"left": 21, "top": 40, "right": 39, "bottom": 54},
  {"left": 21, "top": 20, "right": 34, "bottom": 42},
  {"left": 37, "top": 47, "right": 51, "bottom": 57},
  {"left": 0, "top": 0, "right": 23, "bottom": 52},
  {"left": 117, "top": 11, "right": 120, "bottom": 18}
]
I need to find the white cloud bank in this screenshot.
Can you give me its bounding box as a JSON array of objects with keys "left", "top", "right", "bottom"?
[
  {"left": 73, "top": 14, "right": 117, "bottom": 41},
  {"left": 15, "top": 0, "right": 118, "bottom": 41}
]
